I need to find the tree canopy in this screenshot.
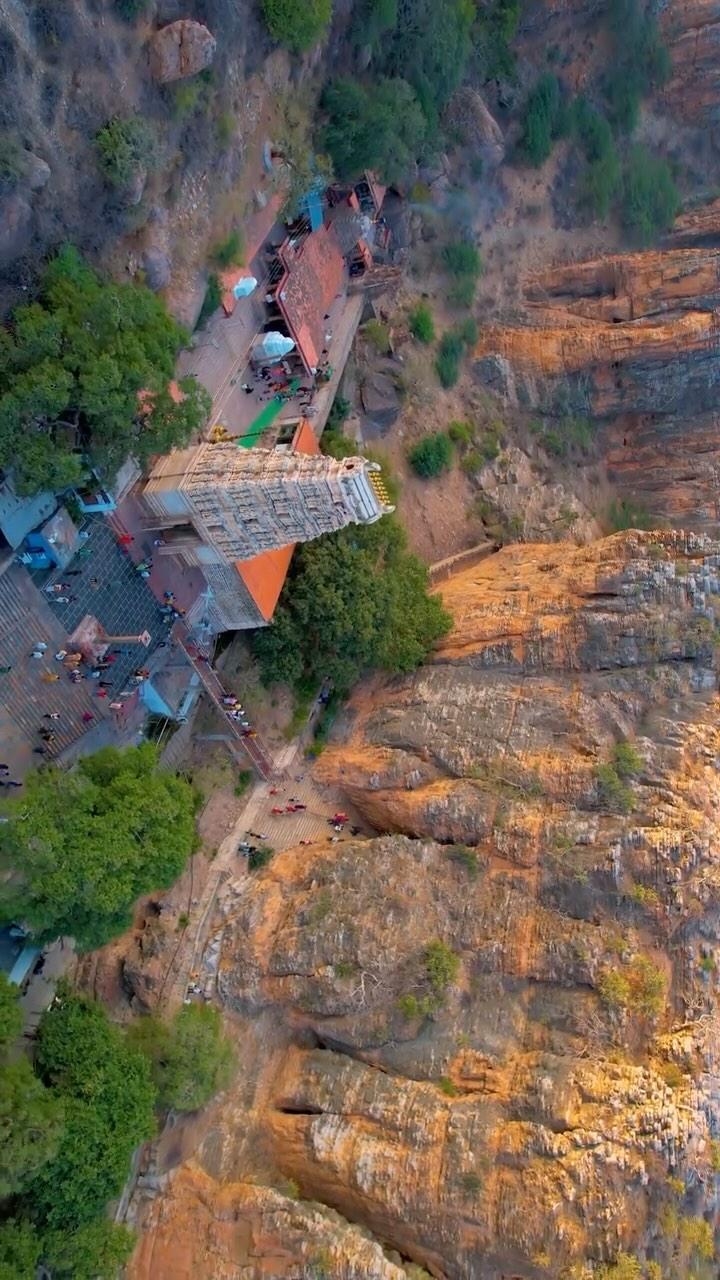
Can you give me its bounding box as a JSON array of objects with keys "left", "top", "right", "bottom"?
[
  {"left": 261, "top": 0, "right": 332, "bottom": 51},
  {"left": 253, "top": 516, "right": 451, "bottom": 692},
  {"left": 29, "top": 991, "right": 156, "bottom": 1232},
  {"left": 128, "top": 1003, "right": 235, "bottom": 1112},
  {"left": 0, "top": 974, "right": 22, "bottom": 1051},
  {"left": 377, "top": 0, "right": 475, "bottom": 126},
  {"left": 0, "top": 744, "right": 200, "bottom": 951},
  {"left": 0, "top": 985, "right": 140, "bottom": 1280},
  {"left": 622, "top": 145, "right": 679, "bottom": 243},
  {"left": 0, "top": 245, "right": 210, "bottom": 495},
  {"left": 321, "top": 77, "right": 427, "bottom": 183},
  {"left": 0, "top": 1220, "right": 41, "bottom": 1280},
  {"left": 0, "top": 1057, "right": 64, "bottom": 1200}
]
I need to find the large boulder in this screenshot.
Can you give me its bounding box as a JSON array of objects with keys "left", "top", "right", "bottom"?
[
  {"left": 142, "top": 247, "right": 171, "bottom": 291},
  {"left": 0, "top": 192, "right": 32, "bottom": 264},
  {"left": 24, "top": 153, "right": 51, "bottom": 191},
  {"left": 360, "top": 370, "right": 402, "bottom": 431},
  {"left": 445, "top": 86, "right": 505, "bottom": 169},
  {"left": 149, "top": 20, "right": 216, "bottom": 83}
]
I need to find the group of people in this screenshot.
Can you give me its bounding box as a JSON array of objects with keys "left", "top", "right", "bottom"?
[
  {"left": 160, "top": 591, "right": 186, "bottom": 621},
  {"left": 220, "top": 693, "right": 256, "bottom": 738},
  {"left": 27, "top": 642, "right": 130, "bottom": 728}
]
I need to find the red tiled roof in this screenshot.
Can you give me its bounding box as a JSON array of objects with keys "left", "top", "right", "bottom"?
[
  {"left": 233, "top": 420, "right": 319, "bottom": 620},
  {"left": 292, "top": 419, "right": 320, "bottom": 456},
  {"left": 276, "top": 225, "right": 345, "bottom": 372},
  {"left": 236, "top": 544, "right": 294, "bottom": 623}
]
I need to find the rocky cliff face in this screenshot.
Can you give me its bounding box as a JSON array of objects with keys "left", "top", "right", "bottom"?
[
  {"left": 473, "top": 212, "right": 720, "bottom": 531},
  {"left": 661, "top": 0, "right": 720, "bottom": 125},
  {"left": 130, "top": 532, "right": 720, "bottom": 1279}
]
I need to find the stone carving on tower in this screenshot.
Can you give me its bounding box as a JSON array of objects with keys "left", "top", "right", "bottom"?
[{"left": 143, "top": 444, "right": 394, "bottom": 564}]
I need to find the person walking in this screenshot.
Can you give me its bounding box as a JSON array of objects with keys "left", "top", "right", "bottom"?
[
  {"left": 81, "top": 711, "right": 94, "bottom": 723},
  {"left": 43, "top": 712, "right": 60, "bottom": 721}
]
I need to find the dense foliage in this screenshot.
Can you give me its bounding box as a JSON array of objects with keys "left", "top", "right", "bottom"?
[
  {"left": 254, "top": 516, "right": 451, "bottom": 692},
  {"left": 321, "top": 77, "right": 427, "bottom": 183},
  {"left": 0, "top": 974, "right": 21, "bottom": 1051},
  {"left": 474, "top": 0, "right": 521, "bottom": 80},
  {"left": 604, "top": 0, "right": 670, "bottom": 132},
  {"left": 128, "top": 1004, "right": 234, "bottom": 1112},
  {"left": 408, "top": 302, "right": 435, "bottom": 344},
  {"left": 0, "top": 246, "right": 210, "bottom": 495},
  {"left": 0, "top": 744, "right": 200, "bottom": 951},
  {"left": 571, "top": 97, "right": 621, "bottom": 218},
  {"left": 435, "top": 320, "right": 476, "bottom": 388},
  {"left": 261, "top": 0, "right": 332, "bottom": 52},
  {"left": 408, "top": 431, "right": 453, "bottom": 477},
  {"left": 0, "top": 987, "right": 140, "bottom": 1279},
  {"left": 622, "top": 145, "right": 679, "bottom": 243},
  {"left": 0, "top": 1058, "right": 64, "bottom": 1199},
  {"left": 377, "top": 0, "right": 475, "bottom": 127},
  {"left": 30, "top": 993, "right": 155, "bottom": 1231},
  {"left": 519, "top": 73, "right": 566, "bottom": 166},
  {"left": 95, "top": 116, "right": 158, "bottom": 188},
  {"left": 321, "top": 0, "right": 476, "bottom": 178}
]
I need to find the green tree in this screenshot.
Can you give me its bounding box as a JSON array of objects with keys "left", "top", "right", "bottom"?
[
  {"left": 95, "top": 116, "right": 158, "bottom": 188},
  {"left": 443, "top": 242, "right": 482, "bottom": 279},
  {"left": 613, "top": 741, "right": 642, "bottom": 778},
  {"left": 378, "top": 0, "right": 475, "bottom": 125},
  {"left": 351, "top": 0, "right": 398, "bottom": 50},
  {"left": 474, "top": 0, "right": 521, "bottom": 79},
  {"left": 0, "top": 1057, "right": 64, "bottom": 1198},
  {"left": 408, "top": 432, "right": 453, "bottom": 478},
  {"left": 210, "top": 230, "right": 244, "bottom": 269},
  {"left": 597, "top": 1255, "right": 643, "bottom": 1280},
  {"left": 28, "top": 990, "right": 156, "bottom": 1230},
  {"left": 261, "top": 0, "right": 332, "bottom": 52},
  {"left": 604, "top": 0, "right": 670, "bottom": 132},
  {"left": 0, "top": 1220, "right": 41, "bottom": 1280},
  {"left": 0, "top": 744, "right": 199, "bottom": 950},
  {"left": 130, "top": 1004, "right": 234, "bottom": 1112},
  {"left": 42, "top": 1221, "right": 136, "bottom": 1280},
  {"left": 519, "top": 73, "right": 565, "bottom": 166},
  {"left": 409, "top": 302, "right": 435, "bottom": 344},
  {"left": 622, "top": 145, "right": 679, "bottom": 243},
  {"left": 0, "top": 246, "right": 208, "bottom": 495},
  {"left": 254, "top": 516, "right": 451, "bottom": 692},
  {"left": 425, "top": 940, "right": 460, "bottom": 992},
  {"left": 0, "top": 971, "right": 22, "bottom": 1050},
  {"left": 321, "top": 77, "right": 427, "bottom": 183},
  {"left": 435, "top": 330, "right": 467, "bottom": 388},
  {"left": 594, "top": 762, "right": 634, "bottom": 814}
]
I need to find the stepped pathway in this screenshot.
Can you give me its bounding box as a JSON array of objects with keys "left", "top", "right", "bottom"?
[
  {"left": 0, "top": 565, "right": 103, "bottom": 773},
  {"left": 174, "top": 624, "right": 275, "bottom": 779}
]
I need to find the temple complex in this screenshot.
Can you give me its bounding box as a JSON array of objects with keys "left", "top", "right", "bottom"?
[{"left": 143, "top": 444, "right": 394, "bottom": 561}]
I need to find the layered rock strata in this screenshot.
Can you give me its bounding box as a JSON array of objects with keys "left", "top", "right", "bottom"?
[
  {"left": 474, "top": 233, "right": 720, "bottom": 531},
  {"left": 131, "top": 532, "right": 720, "bottom": 1279}
]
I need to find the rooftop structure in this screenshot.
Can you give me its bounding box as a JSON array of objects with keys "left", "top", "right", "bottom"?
[
  {"left": 273, "top": 225, "right": 345, "bottom": 373},
  {"left": 143, "top": 443, "right": 393, "bottom": 565}
]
